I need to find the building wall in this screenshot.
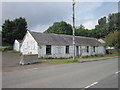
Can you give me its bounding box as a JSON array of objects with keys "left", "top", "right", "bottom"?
[
  {"left": 20, "top": 31, "right": 38, "bottom": 55},
  {"left": 13, "top": 40, "right": 20, "bottom": 51},
  {"left": 37, "top": 45, "right": 105, "bottom": 58},
  {"left": 20, "top": 31, "right": 105, "bottom": 58}
]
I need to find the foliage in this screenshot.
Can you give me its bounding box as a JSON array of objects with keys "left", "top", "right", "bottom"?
[
  {"left": 38, "top": 58, "right": 77, "bottom": 64},
  {"left": 44, "top": 12, "right": 120, "bottom": 40},
  {"left": 38, "top": 53, "right": 119, "bottom": 64},
  {"left": 44, "top": 21, "right": 73, "bottom": 35},
  {"left": 4, "top": 50, "right": 20, "bottom": 53},
  {"left": 105, "top": 30, "right": 120, "bottom": 49},
  {"left": 2, "top": 17, "right": 27, "bottom": 45},
  {"left": 0, "top": 46, "right": 9, "bottom": 51},
  {"left": 75, "top": 25, "right": 91, "bottom": 37},
  {"left": 0, "top": 31, "right": 1, "bottom": 46},
  {"left": 93, "top": 13, "right": 120, "bottom": 38}
]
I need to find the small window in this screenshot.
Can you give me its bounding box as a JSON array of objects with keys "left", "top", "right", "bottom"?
[
  {"left": 93, "top": 46, "right": 95, "bottom": 52},
  {"left": 46, "top": 45, "right": 51, "bottom": 55},
  {"left": 87, "top": 46, "right": 89, "bottom": 53},
  {"left": 66, "top": 46, "right": 69, "bottom": 54}
]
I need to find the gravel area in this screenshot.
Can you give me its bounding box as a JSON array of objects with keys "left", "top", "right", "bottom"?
[{"left": 2, "top": 52, "right": 59, "bottom": 72}]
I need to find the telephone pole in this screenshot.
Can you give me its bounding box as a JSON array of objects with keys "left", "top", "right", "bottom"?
[{"left": 72, "top": 0, "right": 75, "bottom": 60}]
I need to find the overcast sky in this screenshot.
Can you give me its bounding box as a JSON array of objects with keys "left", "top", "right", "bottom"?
[{"left": 2, "top": 1, "right": 118, "bottom": 32}]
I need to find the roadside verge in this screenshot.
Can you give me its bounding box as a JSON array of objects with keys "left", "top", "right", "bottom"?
[{"left": 78, "top": 56, "right": 119, "bottom": 63}]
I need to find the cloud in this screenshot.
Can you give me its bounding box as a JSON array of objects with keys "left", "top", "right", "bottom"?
[
  {"left": 2, "top": 2, "right": 118, "bottom": 32},
  {"left": 2, "top": 2, "right": 72, "bottom": 32},
  {"left": 83, "top": 20, "right": 97, "bottom": 29}
]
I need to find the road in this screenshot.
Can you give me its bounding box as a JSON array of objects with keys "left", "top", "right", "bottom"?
[{"left": 2, "top": 57, "right": 118, "bottom": 88}]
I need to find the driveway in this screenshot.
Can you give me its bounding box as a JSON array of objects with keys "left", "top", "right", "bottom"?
[{"left": 2, "top": 52, "right": 59, "bottom": 72}]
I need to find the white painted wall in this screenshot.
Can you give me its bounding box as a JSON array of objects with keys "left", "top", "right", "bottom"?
[
  {"left": 20, "top": 31, "right": 105, "bottom": 58},
  {"left": 20, "top": 31, "right": 38, "bottom": 55},
  {"left": 13, "top": 40, "right": 20, "bottom": 51},
  {"left": 37, "top": 45, "right": 105, "bottom": 58},
  {"left": 97, "top": 46, "right": 106, "bottom": 54}
]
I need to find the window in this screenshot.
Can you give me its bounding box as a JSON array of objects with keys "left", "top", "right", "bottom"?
[
  {"left": 46, "top": 45, "right": 51, "bottom": 55},
  {"left": 87, "top": 46, "right": 89, "bottom": 53},
  {"left": 66, "top": 46, "right": 69, "bottom": 54},
  {"left": 93, "top": 46, "right": 95, "bottom": 52}
]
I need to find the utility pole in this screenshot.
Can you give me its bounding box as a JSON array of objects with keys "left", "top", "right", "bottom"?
[{"left": 72, "top": 0, "right": 75, "bottom": 60}]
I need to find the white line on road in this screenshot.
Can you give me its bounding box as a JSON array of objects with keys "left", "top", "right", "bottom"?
[
  {"left": 24, "top": 68, "right": 38, "bottom": 71},
  {"left": 84, "top": 82, "right": 98, "bottom": 88},
  {"left": 115, "top": 71, "right": 120, "bottom": 74}
]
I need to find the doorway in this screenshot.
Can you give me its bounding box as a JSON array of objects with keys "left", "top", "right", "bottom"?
[{"left": 76, "top": 46, "right": 79, "bottom": 56}]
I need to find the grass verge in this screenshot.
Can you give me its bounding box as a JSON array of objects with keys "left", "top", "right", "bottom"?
[
  {"left": 38, "top": 58, "right": 77, "bottom": 64},
  {"left": 4, "top": 50, "right": 20, "bottom": 53},
  {"left": 0, "top": 46, "right": 9, "bottom": 50},
  {"left": 38, "top": 53, "right": 119, "bottom": 64}
]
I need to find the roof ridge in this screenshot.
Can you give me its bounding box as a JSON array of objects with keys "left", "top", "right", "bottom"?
[{"left": 29, "top": 30, "right": 96, "bottom": 39}]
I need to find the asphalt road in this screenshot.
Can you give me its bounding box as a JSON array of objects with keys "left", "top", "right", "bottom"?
[
  {"left": 90, "top": 73, "right": 119, "bottom": 88},
  {"left": 2, "top": 57, "right": 118, "bottom": 88}
]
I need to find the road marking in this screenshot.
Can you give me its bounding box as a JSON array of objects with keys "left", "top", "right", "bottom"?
[
  {"left": 115, "top": 71, "right": 120, "bottom": 74},
  {"left": 25, "top": 68, "right": 38, "bottom": 71},
  {"left": 84, "top": 82, "right": 98, "bottom": 88}
]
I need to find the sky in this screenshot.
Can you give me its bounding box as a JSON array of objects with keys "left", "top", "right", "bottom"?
[{"left": 1, "top": 1, "right": 119, "bottom": 32}]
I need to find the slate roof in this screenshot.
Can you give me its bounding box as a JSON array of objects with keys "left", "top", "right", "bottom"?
[{"left": 29, "top": 31, "right": 103, "bottom": 46}]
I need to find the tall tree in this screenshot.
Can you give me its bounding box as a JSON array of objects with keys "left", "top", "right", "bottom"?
[
  {"left": 105, "top": 30, "right": 120, "bottom": 49},
  {"left": 75, "top": 25, "right": 90, "bottom": 37},
  {"left": 94, "top": 17, "right": 107, "bottom": 38},
  {"left": 2, "top": 17, "right": 27, "bottom": 45},
  {"left": 108, "top": 13, "right": 120, "bottom": 32},
  {"left": 44, "top": 21, "right": 73, "bottom": 35}
]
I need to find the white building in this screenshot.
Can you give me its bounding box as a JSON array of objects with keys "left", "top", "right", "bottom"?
[
  {"left": 98, "top": 38, "right": 105, "bottom": 44},
  {"left": 20, "top": 31, "right": 106, "bottom": 58},
  {"left": 13, "top": 40, "right": 22, "bottom": 51}
]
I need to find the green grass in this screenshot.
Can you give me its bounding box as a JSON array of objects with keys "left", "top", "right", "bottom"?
[
  {"left": 77, "top": 53, "right": 120, "bottom": 60},
  {"left": 0, "top": 46, "right": 20, "bottom": 53},
  {"left": 4, "top": 50, "right": 20, "bottom": 53},
  {"left": 38, "top": 58, "right": 77, "bottom": 64},
  {"left": 38, "top": 53, "right": 119, "bottom": 64},
  {"left": 0, "top": 46, "right": 9, "bottom": 50}
]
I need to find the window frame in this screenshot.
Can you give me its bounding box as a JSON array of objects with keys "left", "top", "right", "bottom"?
[
  {"left": 93, "top": 46, "right": 96, "bottom": 52},
  {"left": 86, "top": 46, "right": 89, "bottom": 53},
  {"left": 46, "top": 45, "right": 51, "bottom": 55},
  {"left": 66, "top": 46, "right": 69, "bottom": 54}
]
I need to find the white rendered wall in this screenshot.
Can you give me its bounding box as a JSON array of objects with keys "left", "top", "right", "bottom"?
[
  {"left": 13, "top": 40, "right": 20, "bottom": 51},
  {"left": 20, "top": 31, "right": 38, "bottom": 55}
]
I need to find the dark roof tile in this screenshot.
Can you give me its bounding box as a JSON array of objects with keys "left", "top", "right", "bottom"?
[{"left": 29, "top": 31, "right": 102, "bottom": 46}]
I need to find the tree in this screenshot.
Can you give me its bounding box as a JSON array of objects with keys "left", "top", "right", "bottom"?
[
  {"left": 93, "top": 13, "right": 120, "bottom": 39},
  {"left": 44, "top": 21, "right": 73, "bottom": 35},
  {"left": 94, "top": 17, "right": 108, "bottom": 38},
  {"left": 75, "top": 25, "right": 89, "bottom": 37},
  {"left": 2, "top": 17, "right": 27, "bottom": 45},
  {"left": 108, "top": 13, "right": 120, "bottom": 32},
  {"left": 105, "top": 30, "right": 120, "bottom": 49}
]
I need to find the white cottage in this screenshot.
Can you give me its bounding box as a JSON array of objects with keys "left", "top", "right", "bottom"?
[
  {"left": 13, "top": 40, "right": 22, "bottom": 51},
  {"left": 20, "top": 31, "right": 105, "bottom": 58}
]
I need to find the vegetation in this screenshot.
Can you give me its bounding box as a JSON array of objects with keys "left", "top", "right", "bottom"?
[
  {"left": 38, "top": 58, "right": 77, "bottom": 64},
  {"left": 4, "top": 50, "right": 20, "bottom": 53},
  {"left": 0, "top": 31, "right": 1, "bottom": 46},
  {"left": 2, "top": 12, "right": 119, "bottom": 49},
  {"left": 105, "top": 30, "right": 120, "bottom": 49},
  {"left": 44, "top": 21, "right": 73, "bottom": 35},
  {"left": 44, "top": 12, "right": 120, "bottom": 39},
  {"left": 0, "top": 46, "right": 9, "bottom": 50},
  {"left": 44, "top": 12, "right": 120, "bottom": 49},
  {"left": 38, "top": 53, "right": 119, "bottom": 64},
  {"left": 2, "top": 17, "right": 27, "bottom": 45}
]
